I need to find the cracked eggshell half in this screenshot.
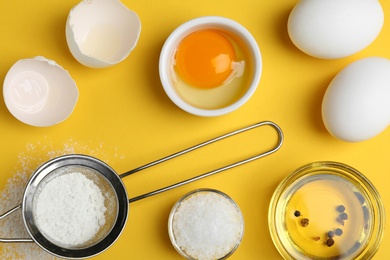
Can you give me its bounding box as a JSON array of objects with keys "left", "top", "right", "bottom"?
[
  {"left": 3, "top": 56, "right": 79, "bottom": 127},
  {"left": 66, "top": 0, "right": 141, "bottom": 68},
  {"left": 322, "top": 57, "right": 390, "bottom": 142}
]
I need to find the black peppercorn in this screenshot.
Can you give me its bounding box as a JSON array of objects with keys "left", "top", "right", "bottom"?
[
  {"left": 340, "top": 212, "right": 348, "bottom": 220},
  {"left": 301, "top": 218, "right": 309, "bottom": 227},
  {"left": 327, "top": 231, "right": 334, "bottom": 238},
  {"left": 326, "top": 238, "right": 335, "bottom": 247},
  {"left": 294, "top": 210, "right": 301, "bottom": 217},
  {"left": 337, "top": 218, "right": 345, "bottom": 226},
  {"left": 335, "top": 228, "right": 343, "bottom": 236},
  {"left": 337, "top": 205, "right": 346, "bottom": 213}
]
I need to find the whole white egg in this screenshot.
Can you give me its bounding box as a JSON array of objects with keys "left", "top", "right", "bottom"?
[
  {"left": 322, "top": 57, "right": 390, "bottom": 142},
  {"left": 288, "top": 0, "right": 384, "bottom": 59}
]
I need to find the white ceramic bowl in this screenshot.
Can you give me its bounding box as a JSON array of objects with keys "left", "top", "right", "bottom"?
[{"left": 159, "top": 16, "right": 262, "bottom": 117}]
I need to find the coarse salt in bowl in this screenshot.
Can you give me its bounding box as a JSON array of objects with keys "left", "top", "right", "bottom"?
[
  {"left": 159, "top": 16, "right": 262, "bottom": 117},
  {"left": 3, "top": 56, "right": 78, "bottom": 127},
  {"left": 66, "top": 0, "right": 141, "bottom": 68},
  {"left": 168, "top": 189, "right": 244, "bottom": 260}
]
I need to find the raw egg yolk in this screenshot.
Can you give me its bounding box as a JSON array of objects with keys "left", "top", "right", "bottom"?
[{"left": 175, "top": 29, "right": 237, "bottom": 89}]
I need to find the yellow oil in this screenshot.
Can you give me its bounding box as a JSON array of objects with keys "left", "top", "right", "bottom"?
[
  {"left": 170, "top": 32, "right": 252, "bottom": 110},
  {"left": 282, "top": 174, "right": 370, "bottom": 259}
]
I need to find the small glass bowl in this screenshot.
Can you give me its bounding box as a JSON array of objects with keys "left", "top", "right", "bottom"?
[
  {"left": 168, "top": 189, "right": 244, "bottom": 260},
  {"left": 268, "top": 162, "right": 385, "bottom": 260}
]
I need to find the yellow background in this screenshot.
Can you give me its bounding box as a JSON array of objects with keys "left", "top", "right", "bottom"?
[{"left": 1, "top": 0, "right": 390, "bottom": 259}]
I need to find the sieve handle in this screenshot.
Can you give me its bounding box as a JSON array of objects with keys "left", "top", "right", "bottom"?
[
  {"left": 124, "top": 121, "right": 283, "bottom": 203},
  {"left": 0, "top": 205, "right": 34, "bottom": 243}
]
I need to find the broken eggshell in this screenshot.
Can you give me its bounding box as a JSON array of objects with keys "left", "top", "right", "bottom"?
[
  {"left": 66, "top": 0, "right": 141, "bottom": 68},
  {"left": 3, "top": 56, "right": 79, "bottom": 127}
]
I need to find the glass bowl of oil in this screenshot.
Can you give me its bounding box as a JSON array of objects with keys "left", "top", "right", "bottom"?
[
  {"left": 159, "top": 16, "right": 261, "bottom": 117},
  {"left": 268, "top": 161, "right": 385, "bottom": 260}
]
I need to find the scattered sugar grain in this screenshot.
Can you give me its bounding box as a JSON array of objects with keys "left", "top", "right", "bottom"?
[
  {"left": 172, "top": 191, "right": 244, "bottom": 260},
  {"left": 34, "top": 172, "right": 107, "bottom": 247}
]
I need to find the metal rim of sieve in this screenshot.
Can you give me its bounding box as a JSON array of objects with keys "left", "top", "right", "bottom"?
[{"left": 22, "top": 154, "right": 129, "bottom": 259}]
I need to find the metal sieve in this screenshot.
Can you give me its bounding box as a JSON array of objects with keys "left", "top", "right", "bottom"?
[{"left": 0, "top": 121, "right": 283, "bottom": 259}]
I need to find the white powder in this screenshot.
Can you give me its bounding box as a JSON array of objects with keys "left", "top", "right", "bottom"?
[
  {"left": 172, "top": 191, "right": 244, "bottom": 260},
  {"left": 0, "top": 139, "right": 123, "bottom": 259},
  {"left": 34, "top": 172, "right": 107, "bottom": 247}
]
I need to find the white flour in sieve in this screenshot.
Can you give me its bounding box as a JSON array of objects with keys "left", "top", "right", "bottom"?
[
  {"left": 34, "top": 171, "right": 107, "bottom": 247},
  {"left": 0, "top": 139, "right": 124, "bottom": 258}
]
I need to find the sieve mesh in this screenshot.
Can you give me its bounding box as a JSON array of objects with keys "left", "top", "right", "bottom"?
[{"left": 31, "top": 165, "right": 119, "bottom": 250}]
